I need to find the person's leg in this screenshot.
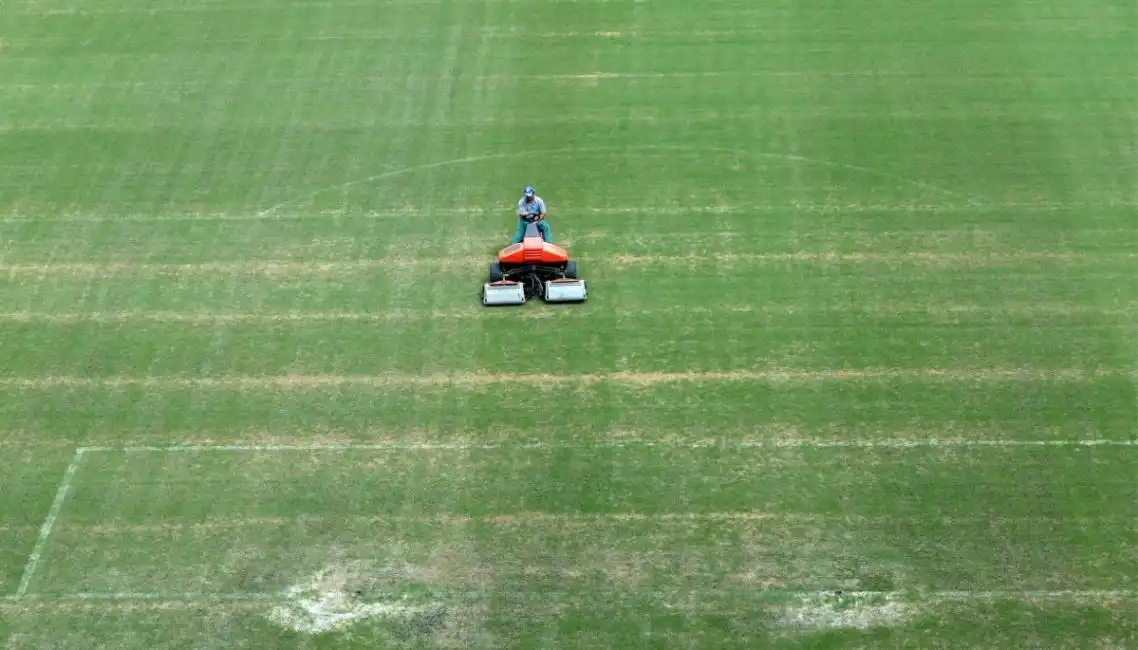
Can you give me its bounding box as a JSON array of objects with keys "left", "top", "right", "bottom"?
[
  {"left": 511, "top": 219, "right": 527, "bottom": 244},
  {"left": 537, "top": 220, "right": 551, "bottom": 242}
]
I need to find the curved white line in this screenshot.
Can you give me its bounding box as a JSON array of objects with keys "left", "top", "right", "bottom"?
[
  {"left": 254, "top": 146, "right": 607, "bottom": 217},
  {"left": 255, "top": 144, "right": 964, "bottom": 217}
]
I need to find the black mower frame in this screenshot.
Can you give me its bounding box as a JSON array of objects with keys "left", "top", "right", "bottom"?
[{"left": 488, "top": 261, "right": 578, "bottom": 299}]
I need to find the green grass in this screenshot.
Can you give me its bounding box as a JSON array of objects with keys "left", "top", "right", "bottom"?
[{"left": 2, "top": 0, "right": 1136, "bottom": 647}]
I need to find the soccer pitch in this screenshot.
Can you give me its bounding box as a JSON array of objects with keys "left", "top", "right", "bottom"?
[{"left": 1, "top": 0, "right": 1136, "bottom": 647}]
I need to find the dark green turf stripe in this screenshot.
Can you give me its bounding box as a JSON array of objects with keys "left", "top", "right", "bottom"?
[
  {"left": 1, "top": 215, "right": 1135, "bottom": 262},
  {"left": 62, "top": 446, "right": 1138, "bottom": 521},
  {"left": 0, "top": 320, "right": 1129, "bottom": 376},
  {"left": 0, "top": 269, "right": 1130, "bottom": 318},
  {"left": 1, "top": 377, "right": 1132, "bottom": 444}
]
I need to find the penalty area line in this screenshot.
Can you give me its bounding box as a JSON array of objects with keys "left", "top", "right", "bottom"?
[{"left": 14, "top": 448, "right": 86, "bottom": 598}]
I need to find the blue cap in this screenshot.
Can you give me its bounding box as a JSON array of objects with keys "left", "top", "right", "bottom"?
[{"left": 523, "top": 185, "right": 535, "bottom": 197}]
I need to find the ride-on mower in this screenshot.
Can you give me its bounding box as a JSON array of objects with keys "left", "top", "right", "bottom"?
[{"left": 482, "top": 221, "right": 588, "bottom": 306}]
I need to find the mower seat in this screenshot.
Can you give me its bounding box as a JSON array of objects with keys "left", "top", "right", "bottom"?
[{"left": 524, "top": 221, "right": 547, "bottom": 241}]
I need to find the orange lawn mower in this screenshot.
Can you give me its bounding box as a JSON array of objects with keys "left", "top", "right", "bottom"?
[{"left": 481, "top": 221, "right": 588, "bottom": 306}]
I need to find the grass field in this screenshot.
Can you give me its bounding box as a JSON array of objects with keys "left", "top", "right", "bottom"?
[{"left": 1, "top": 0, "right": 1136, "bottom": 647}]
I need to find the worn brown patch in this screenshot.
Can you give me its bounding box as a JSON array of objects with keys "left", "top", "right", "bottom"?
[
  {"left": 46, "top": 510, "right": 1106, "bottom": 539},
  {"left": 0, "top": 366, "right": 1115, "bottom": 391},
  {"left": 0, "top": 367, "right": 1124, "bottom": 392},
  {"left": 8, "top": 420, "right": 1126, "bottom": 457},
  {"left": 56, "top": 512, "right": 789, "bottom": 538}
]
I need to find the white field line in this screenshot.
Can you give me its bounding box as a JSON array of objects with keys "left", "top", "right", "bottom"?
[
  {"left": 14, "top": 449, "right": 86, "bottom": 597},
  {"left": 75, "top": 438, "right": 1138, "bottom": 455},
  {"left": 4, "top": 589, "right": 1136, "bottom": 604},
  {"left": 2, "top": 201, "right": 1136, "bottom": 223},
  {"left": 0, "top": 144, "right": 983, "bottom": 214}
]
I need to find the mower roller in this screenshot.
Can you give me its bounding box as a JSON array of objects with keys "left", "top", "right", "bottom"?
[{"left": 482, "top": 222, "right": 588, "bottom": 306}]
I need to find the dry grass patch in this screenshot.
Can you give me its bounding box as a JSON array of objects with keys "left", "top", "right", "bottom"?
[{"left": 10, "top": 366, "right": 1102, "bottom": 392}]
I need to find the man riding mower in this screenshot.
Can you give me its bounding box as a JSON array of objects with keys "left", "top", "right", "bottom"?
[
  {"left": 512, "top": 185, "right": 551, "bottom": 243},
  {"left": 482, "top": 185, "right": 586, "bottom": 306}
]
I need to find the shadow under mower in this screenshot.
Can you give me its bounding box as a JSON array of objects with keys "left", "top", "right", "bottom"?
[{"left": 482, "top": 221, "right": 588, "bottom": 306}]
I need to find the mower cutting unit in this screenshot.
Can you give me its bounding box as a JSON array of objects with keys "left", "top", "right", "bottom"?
[{"left": 482, "top": 222, "right": 588, "bottom": 306}]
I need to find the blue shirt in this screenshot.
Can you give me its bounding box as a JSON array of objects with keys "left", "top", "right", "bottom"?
[{"left": 517, "top": 196, "right": 547, "bottom": 221}]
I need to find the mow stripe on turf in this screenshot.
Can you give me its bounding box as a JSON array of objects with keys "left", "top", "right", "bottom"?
[
  {"left": 2, "top": 201, "right": 1137, "bottom": 223},
  {"left": 26, "top": 511, "right": 1138, "bottom": 537},
  {"left": 0, "top": 302, "right": 1133, "bottom": 323},
  {"left": 0, "top": 368, "right": 1131, "bottom": 389},
  {"left": 0, "top": 251, "right": 1132, "bottom": 277}
]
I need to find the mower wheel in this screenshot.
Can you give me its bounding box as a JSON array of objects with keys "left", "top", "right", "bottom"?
[
  {"left": 489, "top": 262, "right": 504, "bottom": 282},
  {"left": 564, "top": 261, "right": 578, "bottom": 279}
]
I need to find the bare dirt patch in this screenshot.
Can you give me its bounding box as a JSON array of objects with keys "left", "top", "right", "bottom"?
[
  {"left": 265, "top": 555, "right": 493, "bottom": 645},
  {"left": 776, "top": 591, "right": 914, "bottom": 631}
]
